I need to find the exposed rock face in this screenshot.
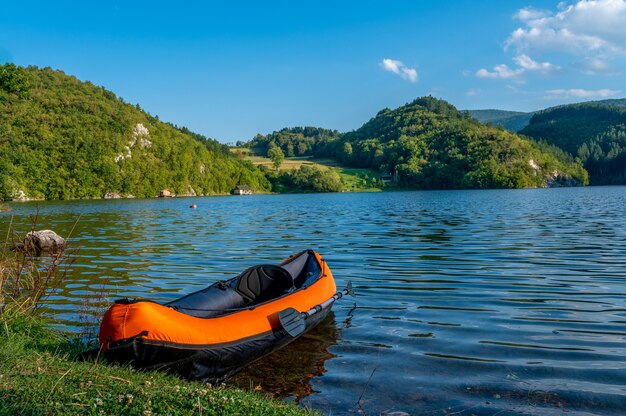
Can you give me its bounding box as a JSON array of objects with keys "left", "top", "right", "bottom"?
[
  {"left": 114, "top": 146, "right": 132, "bottom": 163},
  {"left": 115, "top": 123, "right": 152, "bottom": 163},
  {"left": 547, "top": 172, "right": 580, "bottom": 187},
  {"left": 132, "top": 123, "right": 152, "bottom": 148},
  {"left": 104, "top": 192, "right": 122, "bottom": 199},
  {"left": 12, "top": 189, "right": 29, "bottom": 201},
  {"left": 528, "top": 159, "right": 580, "bottom": 187},
  {"left": 23, "top": 230, "right": 66, "bottom": 255}
]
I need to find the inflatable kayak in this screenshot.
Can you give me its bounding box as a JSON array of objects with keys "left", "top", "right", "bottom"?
[{"left": 98, "top": 249, "right": 353, "bottom": 383}]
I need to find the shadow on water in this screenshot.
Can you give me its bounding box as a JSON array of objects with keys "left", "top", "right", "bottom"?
[{"left": 230, "top": 312, "right": 339, "bottom": 402}]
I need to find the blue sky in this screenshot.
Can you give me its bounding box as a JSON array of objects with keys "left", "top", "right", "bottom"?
[{"left": 2, "top": 0, "right": 625, "bottom": 142}]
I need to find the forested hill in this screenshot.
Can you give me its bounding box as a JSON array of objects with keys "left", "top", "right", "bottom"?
[
  {"left": 0, "top": 64, "right": 269, "bottom": 200},
  {"left": 468, "top": 99, "right": 626, "bottom": 134},
  {"left": 336, "top": 97, "right": 587, "bottom": 189},
  {"left": 520, "top": 102, "right": 626, "bottom": 185},
  {"left": 594, "top": 98, "right": 626, "bottom": 108}
]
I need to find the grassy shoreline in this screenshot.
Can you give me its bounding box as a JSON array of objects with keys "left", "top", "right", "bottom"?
[
  {"left": 0, "top": 315, "right": 315, "bottom": 416},
  {"left": 0, "top": 231, "right": 313, "bottom": 416}
]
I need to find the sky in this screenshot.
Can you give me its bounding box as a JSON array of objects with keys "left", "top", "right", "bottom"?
[{"left": 1, "top": 0, "right": 625, "bottom": 142}]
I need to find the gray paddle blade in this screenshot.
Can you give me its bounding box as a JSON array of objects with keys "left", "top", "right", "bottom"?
[
  {"left": 346, "top": 281, "right": 356, "bottom": 297},
  {"left": 278, "top": 307, "right": 305, "bottom": 337}
]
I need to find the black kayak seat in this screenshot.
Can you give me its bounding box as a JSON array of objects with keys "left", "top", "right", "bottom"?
[
  {"left": 165, "top": 283, "right": 247, "bottom": 319},
  {"left": 165, "top": 265, "right": 293, "bottom": 319},
  {"left": 235, "top": 264, "right": 294, "bottom": 304}
]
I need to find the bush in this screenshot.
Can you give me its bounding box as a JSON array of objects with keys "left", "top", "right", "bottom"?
[{"left": 271, "top": 165, "right": 343, "bottom": 193}]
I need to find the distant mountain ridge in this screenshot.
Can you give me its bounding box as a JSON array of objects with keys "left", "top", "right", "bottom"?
[
  {"left": 519, "top": 101, "right": 626, "bottom": 185},
  {"left": 467, "top": 98, "right": 626, "bottom": 133},
  {"left": 467, "top": 109, "right": 534, "bottom": 132}
]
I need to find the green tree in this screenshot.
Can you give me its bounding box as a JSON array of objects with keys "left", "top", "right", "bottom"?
[
  {"left": 268, "top": 146, "right": 284, "bottom": 170},
  {"left": 270, "top": 165, "right": 343, "bottom": 193},
  {"left": 0, "top": 63, "right": 29, "bottom": 97}
]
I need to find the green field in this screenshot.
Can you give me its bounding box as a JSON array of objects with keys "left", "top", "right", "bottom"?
[
  {"left": 336, "top": 167, "right": 385, "bottom": 192},
  {"left": 230, "top": 148, "right": 387, "bottom": 192}
]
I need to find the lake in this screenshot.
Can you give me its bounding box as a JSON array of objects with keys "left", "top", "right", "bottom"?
[{"left": 2, "top": 187, "right": 626, "bottom": 415}]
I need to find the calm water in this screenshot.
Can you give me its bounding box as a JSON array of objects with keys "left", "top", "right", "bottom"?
[{"left": 3, "top": 187, "right": 626, "bottom": 415}]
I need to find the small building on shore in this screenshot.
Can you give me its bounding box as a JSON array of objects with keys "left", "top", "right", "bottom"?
[
  {"left": 232, "top": 185, "right": 252, "bottom": 195},
  {"left": 159, "top": 189, "right": 174, "bottom": 198}
]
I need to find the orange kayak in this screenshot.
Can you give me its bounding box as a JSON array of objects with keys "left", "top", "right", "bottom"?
[{"left": 98, "top": 250, "right": 340, "bottom": 383}]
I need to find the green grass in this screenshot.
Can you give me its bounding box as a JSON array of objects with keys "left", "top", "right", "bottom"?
[
  {"left": 0, "top": 315, "right": 315, "bottom": 416},
  {"left": 337, "top": 168, "right": 384, "bottom": 192},
  {"left": 231, "top": 148, "right": 388, "bottom": 192}
]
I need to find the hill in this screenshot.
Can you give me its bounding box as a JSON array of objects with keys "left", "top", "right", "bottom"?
[
  {"left": 0, "top": 64, "right": 269, "bottom": 200},
  {"left": 336, "top": 97, "right": 587, "bottom": 189},
  {"left": 467, "top": 109, "right": 534, "bottom": 132},
  {"left": 520, "top": 102, "right": 626, "bottom": 185},
  {"left": 468, "top": 99, "right": 626, "bottom": 134},
  {"left": 595, "top": 98, "right": 626, "bottom": 108}
]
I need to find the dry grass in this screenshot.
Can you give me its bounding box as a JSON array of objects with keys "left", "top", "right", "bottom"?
[
  {"left": 0, "top": 214, "right": 77, "bottom": 317},
  {"left": 247, "top": 155, "right": 333, "bottom": 172},
  {"left": 229, "top": 148, "right": 334, "bottom": 171}
]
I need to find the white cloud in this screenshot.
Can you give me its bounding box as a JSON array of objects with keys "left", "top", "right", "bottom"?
[
  {"left": 514, "top": 7, "right": 551, "bottom": 21},
  {"left": 465, "top": 88, "right": 481, "bottom": 97},
  {"left": 477, "top": 0, "right": 626, "bottom": 83},
  {"left": 476, "top": 64, "right": 524, "bottom": 79},
  {"left": 381, "top": 58, "right": 401, "bottom": 73},
  {"left": 476, "top": 55, "right": 559, "bottom": 79},
  {"left": 507, "top": 27, "right": 609, "bottom": 55},
  {"left": 544, "top": 88, "right": 620, "bottom": 99},
  {"left": 514, "top": 54, "right": 560, "bottom": 74},
  {"left": 507, "top": 0, "right": 626, "bottom": 59},
  {"left": 380, "top": 58, "right": 418, "bottom": 83}
]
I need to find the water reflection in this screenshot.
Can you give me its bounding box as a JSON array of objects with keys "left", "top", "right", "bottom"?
[{"left": 231, "top": 312, "right": 339, "bottom": 401}]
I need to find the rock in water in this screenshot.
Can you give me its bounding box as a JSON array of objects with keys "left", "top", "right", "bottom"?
[{"left": 24, "top": 230, "right": 66, "bottom": 255}]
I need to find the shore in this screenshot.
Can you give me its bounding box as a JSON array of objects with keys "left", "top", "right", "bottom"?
[
  {"left": 0, "top": 315, "right": 314, "bottom": 416},
  {"left": 0, "top": 241, "right": 314, "bottom": 416}
]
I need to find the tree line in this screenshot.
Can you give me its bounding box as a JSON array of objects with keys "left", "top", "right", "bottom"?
[{"left": 245, "top": 97, "right": 588, "bottom": 189}]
